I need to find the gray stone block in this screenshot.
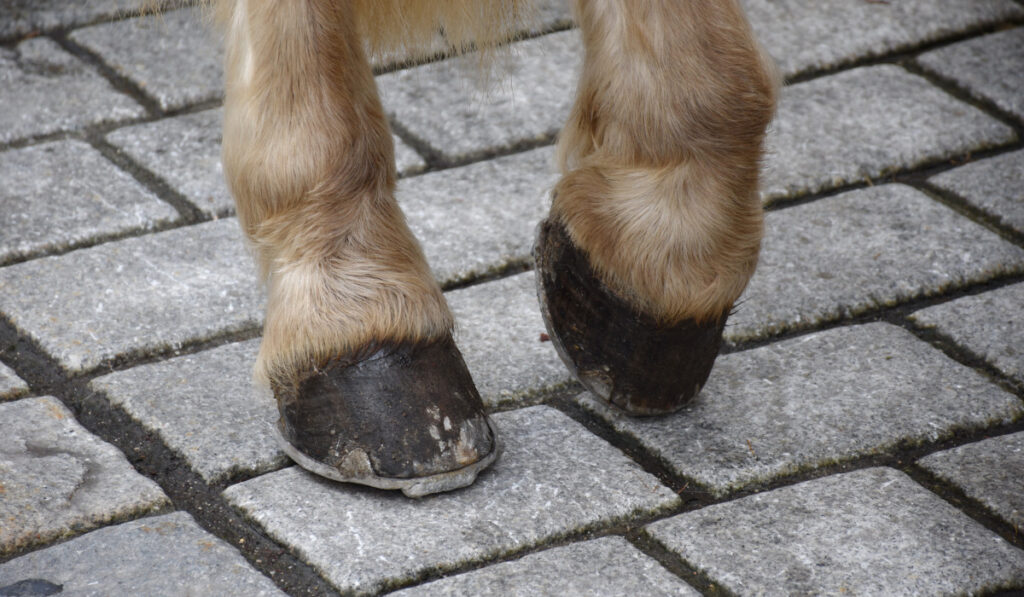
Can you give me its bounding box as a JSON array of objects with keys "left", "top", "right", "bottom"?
[
  {"left": 918, "top": 432, "right": 1024, "bottom": 530},
  {"left": 392, "top": 536, "right": 699, "bottom": 597},
  {"left": 918, "top": 26, "right": 1024, "bottom": 121},
  {"left": 579, "top": 323, "right": 1024, "bottom": 497},
  {"left": 399, "top": 146, "right": 557, "bottom": 284},
  {"left": 647, "top": 467, "right": 1024, "bottom": 596},
  {"left": 727, "top": 184, "right": 1024, "bottom": 343},
  {"left": 0, "top": 0, "right": 148, "bottom": 42},
  {"left": 743, "top": 0, "right": 1024, "bottom": 78},
  {"left": 0, "top": 396, "right": 169, "bottom": 556},
  {"left": 761, "top": 65, "right": 1017, "bottom": 201},
  {"left": 0, "top": 218, "right": 263, "bottom": 374},
  {"left": 0, "top": 362, "right": 29, "bottom": 402},
  {"left": 909, "top": 282, "right": 1024, "bottom": 385},
  {"left": 0, "top": 37, "right": 145, "bottom": 143},
  {"left": 223, "top": 406, "right": 679, "bottom": 595},
  {"left": 0, "top": 512, "right": 285, "bottom": 596},
  {"left": 929, "top": 149, "right": 1024, "bottom": 235},
  {"left": 0, "top": 140, "right": 180, "bottom": 264}
]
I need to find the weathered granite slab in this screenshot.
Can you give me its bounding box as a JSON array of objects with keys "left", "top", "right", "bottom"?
[
  {"left": 0, "top": 362, "right": 29, "bottom": 402},
  {"left": 0, "top": 140, "right": 179, "bottom": 264},
  {"left": 0, "top": 396, "right": 169, "bottom": 556},
  {"left": 0, "top": 512, "right": 285, "bottom": 596},
  {"left": 0, "top": 0, "right": 148, "bottom": 42},
  {"left": 579, "top": 323, "right": 1023, "bottom": 496},
  {"left": 647, "top": 467, "right": 1024, "bottom": 596},
  {"left": 224, "top": 406, "right": 679, "bottom": 595},
  {"left": 929, "top": 149, "right": 1024, "bottom": 235}
]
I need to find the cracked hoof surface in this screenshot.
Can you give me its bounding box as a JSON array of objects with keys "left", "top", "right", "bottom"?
[
  {"left": 272, "top": 336, "right": 500, "bottom": 497},
  {"left": 534, "top": 217, "right": 728, "bottom": 416}
]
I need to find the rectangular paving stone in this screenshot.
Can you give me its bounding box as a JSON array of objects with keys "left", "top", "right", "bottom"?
[
  {"left": 0, "top": 140, "right": 180, "bottom": 264},
  {"left": 0, "top": 511, "right": 285, "bottom": 596},
  {"left": 918, "top": 432, "right": 1024, "bottom": 531},
  {"left": 399, "top": 146, "right": 557, "bottom": 285},
  {"left": 647, "top": 467, "right": 1024, "bottom": 596},
  {"left": 909, "top": 281, "right": 1024, "bottom": 385},
  {"left": 0, "top": 218, "right": 263, "bottom": 374},
  {"left": 392, "top": 536, "right": 699, "bottom": 597},
  {"left": 917, "top": 26, "right": 1024, "bottom": 121},
  {"left": 930, "top": 149, "right": 1024, "bottom": 236},
  {"left": 0, "top": 0, "right": 148, "bottom": 42},
  {"left": 223, "top": 406, "right": 679, "bottom": 595},
  {"left": 0, "top": 362, "right": 29, "bottom": 402},
  {"left": 726, "top": 184, "right": 1024, "bottom": 344},
  {"left": 761, "top": 65, "right": 1017, "bottom": 202},
  {"left": 580, "top": 323, "right": 1024, "bottom": 497},
  {"left": 0, "top": 37, "right": 146, "bottom": 143},
  {"left": 107, "top": 108, "right": 426, "bottom": 217},
  {"left": 0, "top": 396, "right": 169, "bottom": 557}
]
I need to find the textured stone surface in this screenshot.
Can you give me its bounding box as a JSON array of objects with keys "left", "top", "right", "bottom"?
[
  {"left": 726, "top": 184, "right": 1024, "bottom": 343},
  {"left": 647, "top": 468, "right": 1024, "bottom": 596},
  {"left": 400, "top": 146, "right": 557, "bottom": 284},
  {"left": 580, "top": 323, "right": 1023, "bottom": 496},
  {"left": 0, "top": 512, "right": 285, "bottom": 596},
  {"left": 910, "top": 282, "right": 1024, "bottom": 385},
  {"left": 929, "top": 149, "right": 1024, "bottom": 235},
  {"left": 379, "top": 31, "right": 580, "bottom": 164},
  {"left": 919, "top": 432, "right": 1024, "bottom": 530},
  {"left": 761, "top": 65, "right": 1016, "bottom": 201},
  {"left": 0, "top": 37, "right": 145, "bottom": 143},
  {"left": 744, "top": 0, "right": 1024, "bottom": 78},
  {"left": 0, "top": 0, "right": 148, "bottom": 42},
  {"left": 0, "top": 396, "right": 169, "bottom": 556},
  {"left": 224, "top": 406, "right": 679, "bottom": 595},
  {"left": 0, "top": 218, "right": 262, "bottom": 374},
  {"left": 0, "top": 362, "right": 29, "bottom": 402},
  {"left": 918, "top": 26, "right": 1024, "bottom": 121},
  {"left": 392, "top": 537, "right": 699, "bottom": 597},
  {"left": 0, "top": 140, "right": 179, "bottom": 264}
]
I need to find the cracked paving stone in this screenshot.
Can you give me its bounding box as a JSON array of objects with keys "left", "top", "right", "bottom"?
[
  {"left": 0, "top": 512, "right": 285, "bottom": 596},
  {"left": 0, "top": 362, "right": 29, "bottom": 402},
  {"left": 106, "top": 108, "right": 425, "bottom": 217},
  {"left": 0, "top": 37, "right": 145, "bottom": 144},
  {"left": 223, "top": 406, "right": 679, "bottom": 595},
  {"left": 909, "top": 281, "right": 1024, "bottom": 385},
  {"left": 647, "top": 468, "right": 1024, "bottom": 596},
  {"left": 918, "top": 431, "right": 1024, "bottom": 531},
  {"left": 725, "top": 184, "right": 1024, "bottom": 344},
  {"left": 0, "top": 140, "right": 180, "bottom": 264},
  {"left": 579, "top": 323, "right": 1023, "bottom": 497},
  {"left": 0, "top": 0, "right": 149, "bottom": 42},
  {"left": 0, "top": 218, "right": 263, "bottom": 375},
  {"left": 0, "top": 396, "right": 169, "bottom": 556},
  {"left": 917, "top": 26, "right": 1024, "bottom": 121},
  {"left": 392, "top": 536, "right": 700, "bottom": 597},
  {"left": 929, "top": 149, "right": 1024, "bottom": 236}
]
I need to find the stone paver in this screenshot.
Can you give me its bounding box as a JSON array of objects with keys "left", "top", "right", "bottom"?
[
  {"left": 580, "top": 323, "right": 1024, "bottom": 497},
  {"left": 919, "top": 432, "right": 1024, "bottom": 530},
  {"left": 0, "top": 0, "right": 148, "bottom": 42},
  {"left": 0, "top": 37, "right": 146, "bottom": 144},
  {"left": 726, "top": 184, "right": 1024, "bottom": 344},
  {"left": 647, "top": 467, "right": 1024, "bottom": 596},
  {"left": 918, "top": 26, "right": 1024, "bottom": 121},
  {"left": 910, "top": 281, "right": 1024, "bottom": 385},
  {"left": 224, "top": 406, "right": 679, "bottom": 595},
  {"left": 0, "top": 362, "right": 29, "bottom": 402},
  {"left": 0, "top": 396, "right": 169, "bottom": 556},
  {"left": 929, "top": 149, "right": 1024, "bottom": 236},
  {"left": 0, "top": 512, "right": 285, "bottom": 596},
  {"left": 0, "top": 140, "right": 179, "bottom": 264},
  {"left": 392, "top": 536, "right": 699, "bottom": 597},
  {"left": 0, "top": 218, "right": 262, "bottom": 374}
]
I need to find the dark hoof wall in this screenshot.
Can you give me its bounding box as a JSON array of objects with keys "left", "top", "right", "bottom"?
[
  {"left": 272, "top": 336, "right": 500, "bottom": 497},
  {"left": 534, "top": 218, "right": 727, "bottom": 416}
]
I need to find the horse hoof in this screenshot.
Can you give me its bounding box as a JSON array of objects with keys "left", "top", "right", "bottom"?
[
  {"left": 533, "top": 217, "right": 728, "bottom": 416},
  {"left": 271, "top": 336, "right": 500, "bottom": 497}
]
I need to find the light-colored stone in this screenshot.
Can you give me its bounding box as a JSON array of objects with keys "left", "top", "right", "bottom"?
[
  {"left": 0, "top": 512, "right": 286, "bottom": 596},
  {"left": 0, "top": 140, "right": 179, "bottom": 264},
  {"left": 0, "top": 0, "right": 148, "bottom": 42},
  {"left": 929, "top": 149, "right": 1024, "bottom": 235},
  {"left": 647, "top": 468, "right": 1024, "bottom": 596},
  {"left": 0, "top": 396, "right": 169, "bottom": 556},
  {"left": 0, "top": 362, "right": 29, "bottom": 402},
  {"left": 224, "top": 406, "right": 679, "bottom": 595},
  {"left": 580, "top": 323, "right": 1024, "bottom": 496}
]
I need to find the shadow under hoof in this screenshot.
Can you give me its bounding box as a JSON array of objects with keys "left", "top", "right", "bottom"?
[{"left": 534, "top": 217, "right": 728, "bottom": 416}]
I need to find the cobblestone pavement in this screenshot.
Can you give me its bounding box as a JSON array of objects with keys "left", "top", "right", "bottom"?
[{"left": 1, "top": 1, "right": 1023, "bottom": 596}]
